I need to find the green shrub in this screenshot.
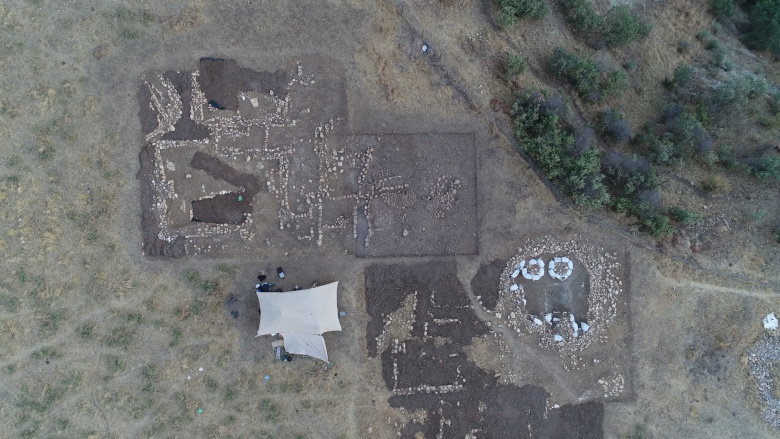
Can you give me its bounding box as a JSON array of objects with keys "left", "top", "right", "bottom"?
[
  {"left": 695, "top": 99, "right": 711, "bottom": 125},
  {"left": 574, "top": 175, "right": 611, "bottom": 207},
  {"left": 602, "top": 5, "right": 650, "bottom": 48},
  {"left": 602, "top": 183, "right": 672, "bottom": 237},
  {"left": 602, "top": 151, "right": 657, "bottom": 197},
  {"left": 712, "top": 49, "right": 730, "bottom": 69},
  {"left": 677, "top": 39, "right": 691, "bottom": 53},
  {"left": 761, "top": 92, "right": 780, "bottom": 127},
  {"left": 701, "top": 174, "right": 731, "bottom": 192},
  {"left": 547, "top": 47, "right": 628, "bottom": 101},
  {"left": 548, "top": 48, "right": 601, "bottom": 101},
  {"left": 510, "top": 90, "right": 609, "bottom": 207},
  {"left": 774, "top": 227, "right": 780, "bottom": 243},
  {"left": 712, "top": 75, "right": 767, "bottom": 111},
  {"left": 496, "top": 0, "right": 549, "bottom": 27},
  {"left": 601, "top": 69, "right": 630, "bottom": 98},
  {"left": 598, "top": 108, "right": 633, "bottom": 144},
  {"left": 711, "top": 0, "right": 734, "bottom": 18},
  {"left": 647, "top": 213, "right": 674, "bottom": 238},
  {"left": 748, "top": 157, "right": 780, "bottom": 179},
  {"left": 616, "top": 197, "right": 673, "bottom": 238},
  {"left": 503, "top": 53, "right": 526, "bottom": 80},
  {"left": 561, "top": 0, "right": 603, "bottom": 36},
  {"left": 673, "top": 64, "right": 693, "bottom": 88},
  {"left": 636, "top": 127, "right": 684, "bottom": 167},
  {"left": 561, "top": 1, "right": 649, "bottom": 47},
  {"left": 671, "top": 111, "right": 705, "bottom": 158},
  {"left": 668, "top": 207, "right": 702, "bottom": 225},
  {"left": 711, "top": 21, "right": 723, "bottom": 36},
  {"left": 745, "top": 0, "right": 780, "bottom": 54},
  {"left": 696, "top": 30, "right": 709, "bottom": 41},
  {"left": 715, "top": 144, "right": 741, "bottom": 169},
  {"left": 706, "top": 38, "right": 720, "bottom": 50},
  {"left": 769, "top": 91, "right": 780, "bottom": 115}
]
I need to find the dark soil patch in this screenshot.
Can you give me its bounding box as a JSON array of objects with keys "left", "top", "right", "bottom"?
[
  {"left": 471, "top": 258, "right": 505, "bottom": 311},
  {"left": 365, "top": 262, "right": 603, "bottom": 438},
  {"left": 191, "top": 192, "right": 250, "bottom": 224},
  {"left": 395, "top": 386, "right": 603, "bottom": 439},
  {"left": 685, "top": 339, "right": 734, "bottom": 383},
  {"left": 198, "top": 57, "right": 288, "bottom": 111},
  {"left": 364, "top": 261, "right": 487, "bottom": 357},
  {"left": 190, "top": 152, "right": 260, "bottom": 224},
  {"left": 381, "top": 338, "right": 487, "bottom": 389},
  {"left": 137, "top": 142, "right": 186, "bottom": 257},
  {"left": 161, "top": 71, "right": 210, "bottom": 141},
  {"left": 136, "top": 82, "right": 156, "bottom": 137}
]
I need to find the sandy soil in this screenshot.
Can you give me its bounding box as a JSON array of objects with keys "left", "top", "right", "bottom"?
[{"left": 0, "top": 0, "right": 779, "bottom": 438}]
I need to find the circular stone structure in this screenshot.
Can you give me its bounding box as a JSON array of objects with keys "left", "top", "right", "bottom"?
[
  {"left": 548, "top": 256, "right": 574, "bottom": 281},
  {"left": 489, "top": 238, "right": 623, "bottom": 352},
  {"left": 522, "top": 259, "right": 545, "bottom": 281}
]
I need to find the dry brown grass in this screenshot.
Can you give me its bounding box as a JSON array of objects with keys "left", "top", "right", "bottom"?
[{"left": 0, "top": 0, "right": 778, "bottom": 437}]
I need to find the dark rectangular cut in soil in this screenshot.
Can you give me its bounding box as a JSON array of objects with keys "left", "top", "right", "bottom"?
[
  {"left": 198, "top": 57, "right": 288, "bottom": 111},
  {"left": 189, "top": 152, "right": 260, "bottom": 224},
  {"left": 344, "top": 133, "right": 478, "bottom": 257}
]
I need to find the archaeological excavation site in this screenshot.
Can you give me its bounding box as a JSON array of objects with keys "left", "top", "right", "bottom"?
[{"left": 3, "top": 1, "right": 780, "bottom": 438}]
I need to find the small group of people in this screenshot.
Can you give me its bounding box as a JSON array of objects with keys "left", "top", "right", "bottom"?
[
  {"left": 255, "top": 267, "right": 284, "bottom": 293},
  {"left": 255, "top": 266, "right": 302, "bottom": 295}
]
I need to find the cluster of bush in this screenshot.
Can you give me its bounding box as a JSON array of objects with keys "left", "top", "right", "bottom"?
[
  {"left": 601, "top": 150, "right": 677, "bottom": 238},
  {"left": 634, "top": 105, "right": 710, "bottom": 167},
  {"left": 503, "top": 53, "right": 526, "bottom": 81},
  {"left": 649, "top": 64, "right": 780, "bottom": 179},
  {"left": 710, "top": 0, "right": 780, "bottom": 56},
  {"left": 495, "top": 0, "right": 549, "bottom": 26},
  {"left": 511, "top": 91, "right": 700, "bottom": 238},
  {"left": 561, "top": 0, "right": 650, "bottom": 48},
  {"left": 510, "top": 91, "right": 609, "bottom": 208},
  {"left": 547, "top": 47, "right": 629, "bottom": 102}
]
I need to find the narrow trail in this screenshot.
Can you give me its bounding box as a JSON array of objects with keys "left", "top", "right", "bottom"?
[{"left": 664, "top": 276, "right": 779, "bottom": 300}]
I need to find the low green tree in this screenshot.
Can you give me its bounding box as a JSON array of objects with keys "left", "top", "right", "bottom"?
[{"left": 745, "top": 0, "right": 780, "bottom": 54}]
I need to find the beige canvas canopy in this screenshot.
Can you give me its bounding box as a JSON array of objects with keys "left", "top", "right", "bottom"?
[{"left": 256, "top": 282, "right": 341, "bottom": 362}]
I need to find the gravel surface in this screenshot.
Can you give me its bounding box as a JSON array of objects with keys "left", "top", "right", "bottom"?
[{"left": 748, "top": 334, "right": 780, "bottom": 429}]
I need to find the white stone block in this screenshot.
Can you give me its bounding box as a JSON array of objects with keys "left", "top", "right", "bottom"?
[{"left": 764, "top": 313, "right": 778, "bottom": 330}]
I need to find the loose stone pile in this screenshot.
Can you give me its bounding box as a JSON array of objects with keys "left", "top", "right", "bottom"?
[
  {"left": 425, "top": 174, "right": 461, "bottom": 219},
  {"left": 748, "top": 335, "right": 780, "bottom": 429},
  {"left": 597, "top": 373, "right": 625, "bottom": 398},
  {"left": 490, "top": 237, "right": 623, "bottom": 354}
]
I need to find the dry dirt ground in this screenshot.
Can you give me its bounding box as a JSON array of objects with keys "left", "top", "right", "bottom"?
[{"left": 1, "top": 1, "right": 779, "bottom": 438}]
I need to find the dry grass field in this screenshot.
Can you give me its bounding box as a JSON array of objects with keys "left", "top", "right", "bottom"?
[{"left": 0, "top": 0, "right": 779, "bottom": 438}]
